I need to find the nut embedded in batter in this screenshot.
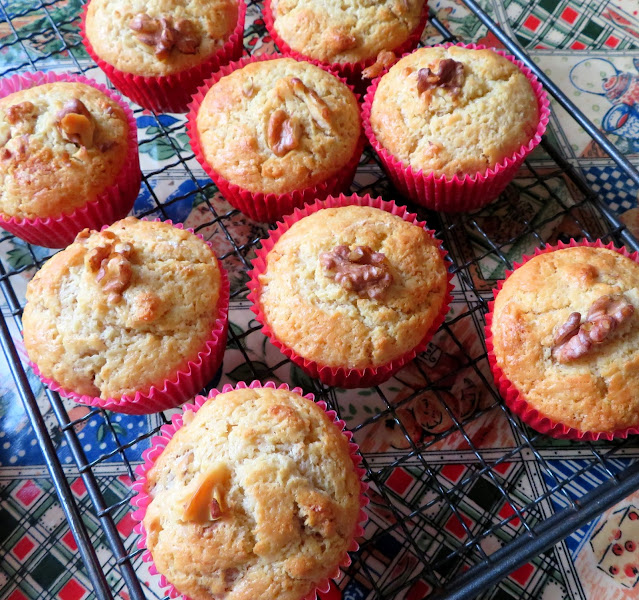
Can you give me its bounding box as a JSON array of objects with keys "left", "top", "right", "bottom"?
[
  {"left": 181, "top": 464, "right": 231, "bottom": 524},
  {"left": 417, "top": 58, "right": 465, "bottom": 95},
  {"left": 129, "top": 13, "right": 201, "bottom": 60},
  {"left": 320, "top": 244, "right": 393, "bottom": 299},
  {"left": 362, "top": 50, "right": 397, "bottom": 79},
  {"left": 97, "top": 253, "right": 132, "bottom": 304},
  {"left": 6, "top": 101, "right": 35, "bottom": 124},
  {"left": 552, "top": 294, "right": 635, "bottom": 363},
  {"left": 86, "top": 232, "right": 134, "bottom": 304},
  {"left": 267, "top": 109, "right": 302, "bottom": 157},
  {"left": 324, "top": 28, "right": 358, "bottom": 54},
  {"left": 57, "top": 99, "right": 96, "bottom": 148}
]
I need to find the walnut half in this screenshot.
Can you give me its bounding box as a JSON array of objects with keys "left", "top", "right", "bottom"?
[
  {"left": 274, "top": 76, "right": 333, "bottom": 132},
  {"left": 417, "top": 58, "right": 465, "bottom": 95},
  {"left": 57, "top": 99, "right": 96, "bottom": 148},
  {"left": 85, "top": 232, "right": 133, "bottom": 304},
  {"left": 6, "top": 101, "right": 36, "bottom": 125},
  {"left": 182, "top": 464, "right": 231, "bottom": 524},
  {"left": 320, "top": 245, "right": 393, "bottom": 299},
  {"left": 551, "top": 294, "right": 635, "bottom": 363},
  {"left": 362, "top": 51, "right": 397, "bottom": 80},
  {"left": 129, "top": 13, "right": 200, "bottom": 59},
  {"left": 267, "top": 109, "right": 302, "bottom": 157},
  {"left": 324, "top": 28, "right": 358, "bottom": 54}
]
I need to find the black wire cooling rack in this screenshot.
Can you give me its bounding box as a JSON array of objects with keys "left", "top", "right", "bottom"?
[{"left": 2, "top": 1, "right": 639, "bottom": 600}]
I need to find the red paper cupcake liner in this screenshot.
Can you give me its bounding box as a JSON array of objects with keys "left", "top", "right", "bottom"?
[
  {"left": 362, "top": 43, "right": 551, "bottom": 213},
  {"left": 29, "top": 220, "right": 230, "bottom": 415},
  {"left": 247, "top": 193, "right": 454, "bottom": 388},
  {"left": 0, "top": 71, "right": 140, "bottom": 248},
  {"left": 485, "top": 238, "right": 639, "bottom": 441},
  {"left": 130, "top": 380, "right": 369, "bottom": 600},
  {"left": 80, "top": 0, "right": 247, "bottom": 113},
  {"left": 187, "top": 53, "right": 365, "bottom": 223},
  {"left": 263, "top": 0, "right": 429, "bottom": 85}
]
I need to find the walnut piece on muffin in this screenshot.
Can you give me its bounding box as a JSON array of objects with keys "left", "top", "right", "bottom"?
[
  {"left": 370, "top": 46, "right": 540, "bottom": 177},
  {"left": 256, "top": 205, "right": 448, "bottom": 369},
  {"left": 0, "top": 82, "right": 129, "bottom": 219},
  {"left": 22, "top": 217, "right": 222, "bottom": 399},
  {"left": 85, "top": 0, "right": 239, "bottom": 77},
  {"left": 195, "top": 57, "right": 361, "bottom": 195},
  {"left": 143, "top": 386, "right": 362, "bottom": 600},
  {"left": 491, "top": 246, "right": 639, "bottom": 433},
  {"left": 271, "top": 0, "right": 426, "bottom": 64}
]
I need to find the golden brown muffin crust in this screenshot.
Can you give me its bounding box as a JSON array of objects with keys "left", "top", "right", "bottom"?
[
  {"left": 143, "top": 387, "right": 361, "bottom": 600},
  {"left": 0, "top": 82, "right": 129, "bottom": 219},
  {"left": 257, "top": 205, "right": 448, "bottom": 368},
  {"left": 196, "top": 58, "right": 361, "bottom": 195},
  {"left": 370, "top": 46, "right": 539, "bottom": 177},
  {"left": 85, "top": 0, "right": 239, "bottom": 77},
  {"left": 23, "top": 218, "right": 221, "bottom": 399},
  {"left": 491, "top": 247, "right": 639, "bottom": 433},
  {"left": 271, "top": 0, "right": 426, "bottom": 64}
]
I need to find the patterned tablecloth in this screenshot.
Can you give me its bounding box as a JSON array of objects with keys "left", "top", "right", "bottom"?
[{"left": 2, "top": 1, "right": 639, "bottom": 600}]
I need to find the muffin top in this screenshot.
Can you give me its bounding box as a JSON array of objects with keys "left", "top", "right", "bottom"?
[
  {"left": 85, "top": 0, "right": 239, "bottom": 77},
  {"left": 271, "top": 0, "right": 426, "bottom": 64},
  {"left": 257, "top": 204, "right": 448, "bottom": 368},
  {"left": 143, "top": 386, "right": 361, "bottom": 600},
  {"left": 23, "top": 218, "right": 222, "bottom": 400},
  {"left": 491, "top": 246, "right": 639, "bottom": 433},
  {"left": 370, "top": 46, "right": 539, "bottom": 177},
  {"left": 0, "top": 82, "right": 129, "bottom": 219},
  {"left": 196, "top": 58, "right": 361, "bottom": 195}
]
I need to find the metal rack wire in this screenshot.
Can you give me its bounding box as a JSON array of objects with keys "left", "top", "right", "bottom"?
[{"left": 2, "top": 1, "right": 639, "bottom": 600}]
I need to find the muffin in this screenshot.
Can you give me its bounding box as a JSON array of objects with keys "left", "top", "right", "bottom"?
[
  {"left": 248, "top": 195, "right": 452, "bottom": 387},
  {"left": 82, "top": 0, "right": 246, "bottom": 113},
  {"left": 264, "top": 0, "right": 428, "bottom": 80},
  {"left": 363, "top": 44, "right": 549, "bottom": 212},
  {"left": 189, "top": 56, "right": 363, "bottom": 222},
  {"left": 134, "top": 383, "right": 365, "bottom": 600},
  {"left": 23, "top": 217, "right": 229, "bottom": 414},
  {"left": 0, "top": 74, "right": 140, "bottom": 248},
  {"left": 488, "top": 242, "right": 639, "bottom": 439}
]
